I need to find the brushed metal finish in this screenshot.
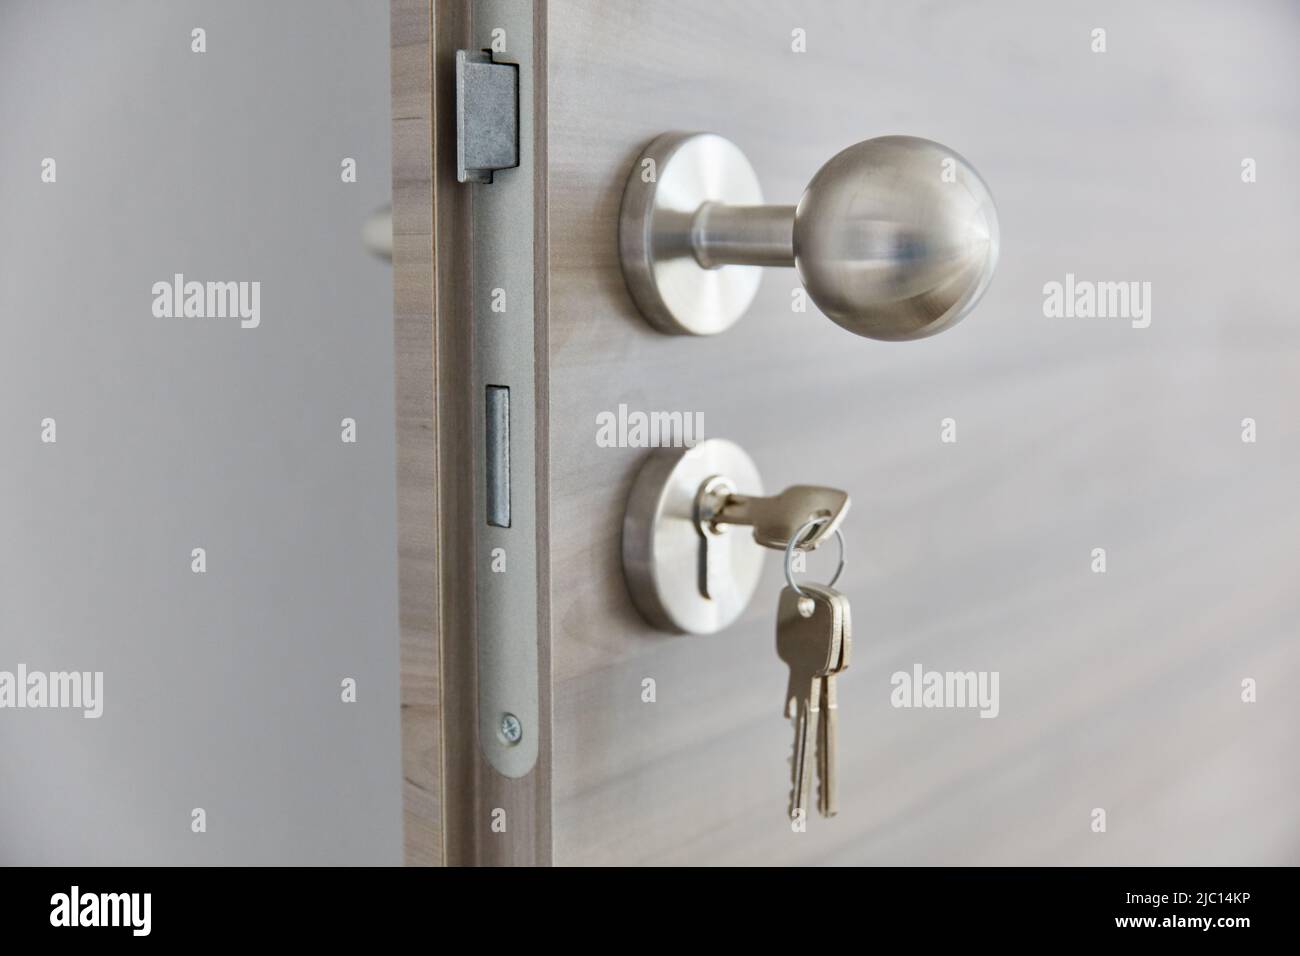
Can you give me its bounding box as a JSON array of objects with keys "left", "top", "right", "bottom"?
[
  {"left": 794, "top": 136, "right": 999, "bottom": 340},
  {"left": 618, "top": 132, "right": 999, "bottom": 340},
  {"left": 618, "top": 132, "right": 764, "bottom": 335},
  {"left": 472, "top": 0, "right": 540, "bottom": 780},
  {"left": 455, "top": 49, "right": 519, "bottom": 184},
  {"left": 692, "top": 203, "right": 794, "bottom": 269},
  {"left": 622, "top": 439, "right": 764, "bottom": 634}
]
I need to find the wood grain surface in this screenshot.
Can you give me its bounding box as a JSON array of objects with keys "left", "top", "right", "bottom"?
[
  {"left": 542, "top": 0, "right": 1300, "bottom": 864},
  {"left": 391, "top": 0, "right": 443, "bottom": 866},
  {"left": 393, "top": 0, "right": 552, "bottom": 866}
]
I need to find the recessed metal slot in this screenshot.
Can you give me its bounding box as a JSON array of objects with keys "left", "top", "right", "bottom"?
[{"left": 486, "top": 385, "right": 511, "bottom": 528}]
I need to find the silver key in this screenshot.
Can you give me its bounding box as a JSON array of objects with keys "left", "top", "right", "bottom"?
[
  {"left": 706, "top": 485, "right": 851, "bottom": 551},
  {"left": 775, "top": 585, "right": 841, "bottom": 820},
  {"left": 802, "top": 583, "right": 851, "bottom": 817}
]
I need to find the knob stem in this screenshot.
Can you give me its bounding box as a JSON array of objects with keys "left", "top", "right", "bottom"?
[{"left": 691, "top": 203, "right": 795, "bottom": 270}]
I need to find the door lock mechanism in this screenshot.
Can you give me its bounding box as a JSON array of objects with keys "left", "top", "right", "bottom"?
[
  {"left": 623, "top": 439, "right": 851, "bottom": 634},
  {"left": 455, "top": 49, "right": 519, "bottom": 183}
]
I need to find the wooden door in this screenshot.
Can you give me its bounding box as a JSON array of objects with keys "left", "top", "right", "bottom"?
[{"left": 397, "top": 0, "right": 1300, "bottom": 865}]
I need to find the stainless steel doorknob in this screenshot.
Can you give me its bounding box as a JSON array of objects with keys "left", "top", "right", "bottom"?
[{"left": 619, "top": 132, "right": 999, "bottom": 340}]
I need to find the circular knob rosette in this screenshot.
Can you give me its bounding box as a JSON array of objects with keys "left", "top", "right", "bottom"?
[
  {"left": 618, "top": 132, "right": 766, "bottom": 336},
  {"left": 618, "top": 132, "right": 999, "bottom": 341}
]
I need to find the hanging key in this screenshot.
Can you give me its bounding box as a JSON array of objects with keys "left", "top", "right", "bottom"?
[
  {"left": 775, "top": 584, "right": 842, "bottom": 821},
  {"left": 802, "top": 582, "right": 851, "bottom": 818}
]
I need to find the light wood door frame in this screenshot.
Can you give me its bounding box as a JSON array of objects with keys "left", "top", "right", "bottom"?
[{"left": 390, "top": 0, "right": 552, "bottom": 866}]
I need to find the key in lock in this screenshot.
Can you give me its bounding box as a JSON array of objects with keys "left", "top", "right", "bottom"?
[
  {"left": 694, "top": 476, "right": 850, "bottom": 600},
  {"left": 623, "top": 438, "right": 851, "bottom": 635}
]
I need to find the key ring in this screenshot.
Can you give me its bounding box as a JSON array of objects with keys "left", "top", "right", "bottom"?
[{"left": 783, "top": 516, "right": 846, "bottom": 597}]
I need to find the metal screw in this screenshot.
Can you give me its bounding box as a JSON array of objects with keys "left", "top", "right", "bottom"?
[{"left": 500, "top": 712, "right": 523, "bottom": 745}]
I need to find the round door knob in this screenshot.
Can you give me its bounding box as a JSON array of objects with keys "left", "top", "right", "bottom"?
[{"left": 619, "top": 132, "right": 999, "bottom": 340}]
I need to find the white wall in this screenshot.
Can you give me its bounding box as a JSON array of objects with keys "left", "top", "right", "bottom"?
[{"left": 0, "top": 0, "right": 400, "bottom": 864}]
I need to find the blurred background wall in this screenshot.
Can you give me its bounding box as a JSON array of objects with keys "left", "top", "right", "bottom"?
[{"left": 0, "top": 0, "right": 400, "bottom": 864}]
